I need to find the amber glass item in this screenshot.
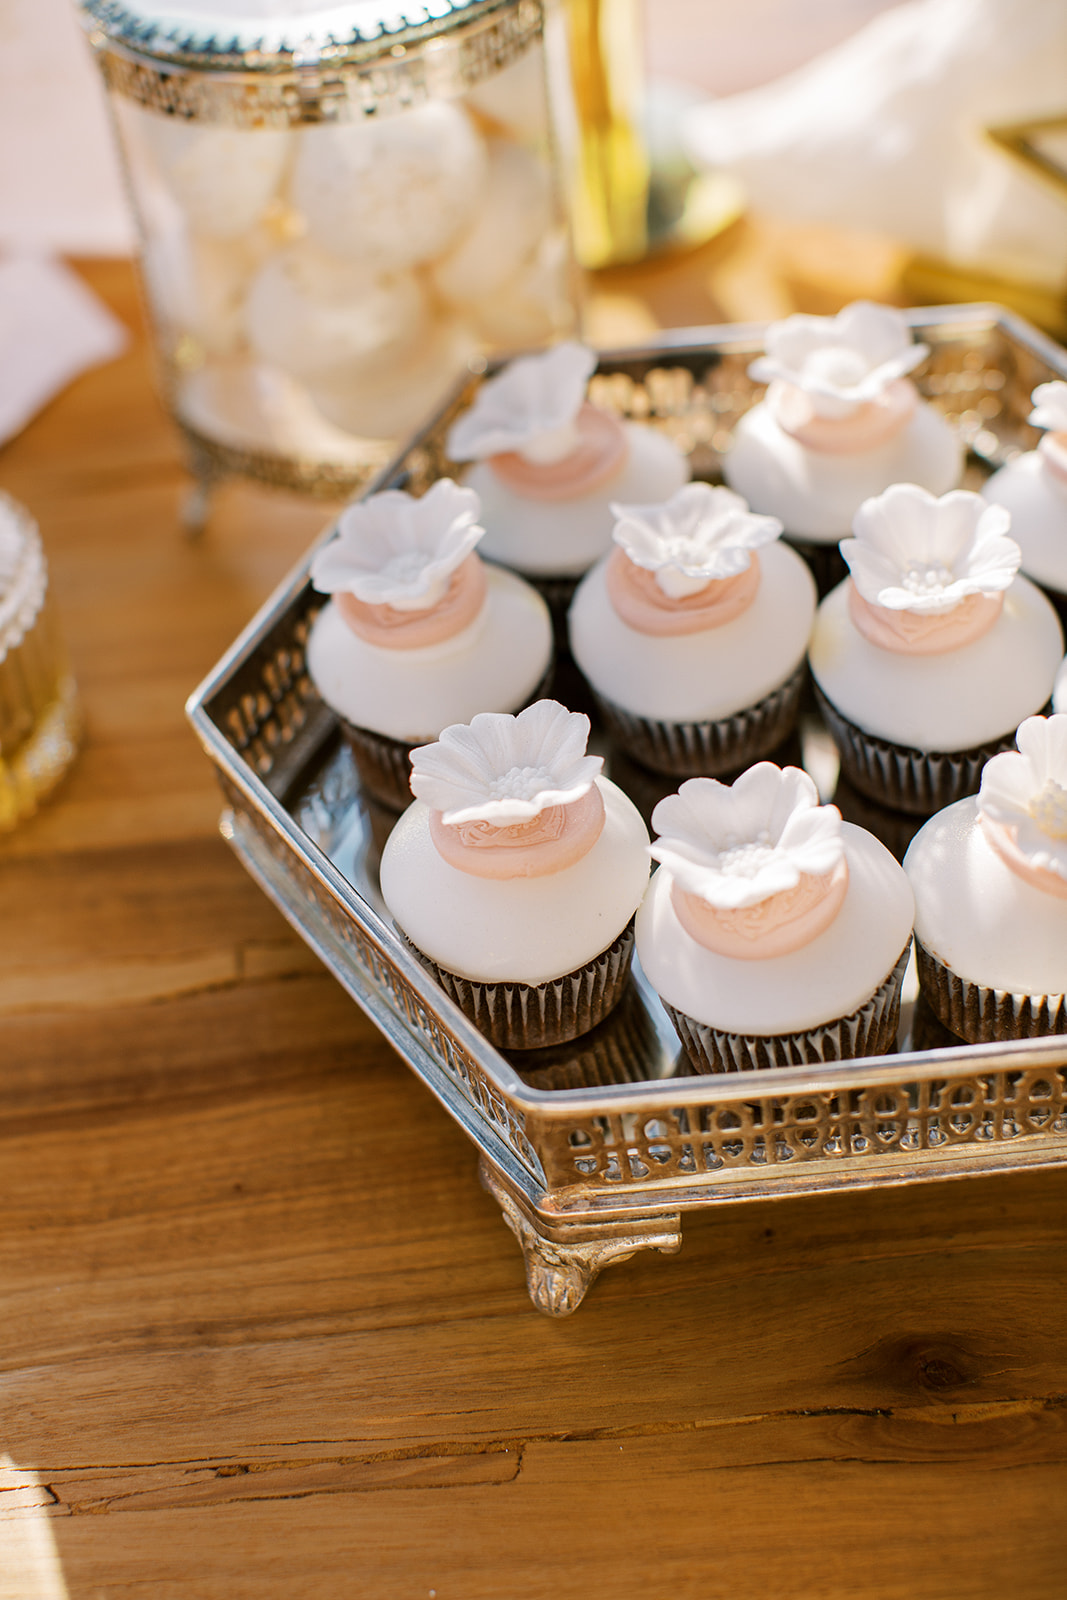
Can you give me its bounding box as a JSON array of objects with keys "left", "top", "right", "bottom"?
[
  {"left": 81, "top": 0, "right": 578, "bottom": 515},
  {"left": 0, "top": 494, "right": 80, "bottom": 830},
  {"left": 563, "top": 0, "right": 649, "bottom": 267}
]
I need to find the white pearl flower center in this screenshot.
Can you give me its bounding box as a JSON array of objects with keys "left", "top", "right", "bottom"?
[
  {"left": 901, "top": 561, "right": 955, "bottom": 596},
  {"left": 1030, "top": 779, "right": 1067, "bottom": 840},
  {"left": 713, "top": 831, "right": 779, "bottom": 877},
  {"left": 801, "top": 346, "right": 869, "bottom": 388},
  {"left": 488, "top": 764, "right": 556, "bottom": 801}
]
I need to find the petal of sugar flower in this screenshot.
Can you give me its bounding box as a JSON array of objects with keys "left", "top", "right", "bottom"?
[
  {"left": 750, "top": 303, "right": 926, "bottom": 399},
  {"left": 446, "top": 342, "right": 596, "bottom": 460},
  {"left": 411, "top": 701, "right": 601, "bottom": 825},
  {"left": 1017, "top": 712, "right": 1067, "bottom": 785},
  {"left": 845, "top": 485, "right": 1019, "bottom": 611},
  {"left": 611, "top": 484, "right": 781, "bottom": 581},
  {"left": 310, "top": 480, "right": 484, "bottom": 601},
  {"left": 1029, "top": 382, "right": 1067, "bottom": 433},
  {"left": 979, "top": 749, "right": 1040, "bottom": 825}
]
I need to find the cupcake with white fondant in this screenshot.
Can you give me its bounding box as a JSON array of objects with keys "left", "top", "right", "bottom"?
[
  {"left": 725, "top": 302, "right": 963, "bottom": 593},
  {"left": 809, "top": 483, "right": 1064, "bottom": 814},
  {"left": 446, "top": 342, "right": 690, "bottom": 626},
  {"left": 636, "top": 764, "right": 914, "bottom": 1074},
  {"left": 307, "top": 480, "right": 552, "bottom": 810},
  {"left": 568, "top": 482, "right": 816, "bottom": 775},
  {"left": 982, "top": 381, "right": 1067, "bottom": 626},
  {"left": 380, "top": 701, "right": 651, "bottom": 1048},
  {"left": 905, "top": 714, "right": 1067, "bottom": 1041}
]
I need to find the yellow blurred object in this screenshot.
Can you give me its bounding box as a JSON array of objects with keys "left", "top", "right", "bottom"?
[{"left": 564, "top": 0, "right": 650, "bottom": 268}]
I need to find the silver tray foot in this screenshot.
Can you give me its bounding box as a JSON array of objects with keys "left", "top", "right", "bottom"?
[{"left": 480, "top": 1157, "right": 682, "bottom": 1317}]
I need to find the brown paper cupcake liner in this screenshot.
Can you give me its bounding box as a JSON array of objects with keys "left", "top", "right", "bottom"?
[
  {"left": 338, "top": 661, "right": 556, "bottom": 813},
  {"left": 914, "top": 936, "right": 1067, "bottom": 1044},
  {"left": 830, "top": 772, "right": 926, "bottom": 864},
  {"left": 509, "top": 978, "right": 668, "bottom": 1090},
  {"left": 665, "top": 941, "right": 911, "bottom": 1074},
  {"left": 404, "top": 918, "right": 636, "bottom": 1050},
  {"left": 592, "top": 661, "right": 807, "bottom": 778},
  {"left": 813, "top": 685, "right": 1049, "bottom": 817}
]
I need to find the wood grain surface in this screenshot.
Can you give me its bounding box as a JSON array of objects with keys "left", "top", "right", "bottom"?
[{"left": 1, "top": 256, "right": 1065, "bottom": 1600}]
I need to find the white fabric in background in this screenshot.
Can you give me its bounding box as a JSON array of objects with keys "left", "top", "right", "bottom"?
[
  {"left": 0, "top": 0, "right": 135, "bottom": 257},
  {"left": 0, "top": 256, "right": 128, "bottom": 444},
  {"left": 684, "top": 0, "right": 1067, "bottom": 290}
]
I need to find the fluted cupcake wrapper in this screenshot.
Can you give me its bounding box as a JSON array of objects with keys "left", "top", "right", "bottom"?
[
  {"left": 813, "top": 685, "right": 1044, "bottom": 817},
  {"left": 405, "top": 918, "right": 636, "bottom": 1050},
  {"left": 338, "top": 661, "right": 556, "bottom": 814},
  {"left": 592, "top": 661, "right": 806, "bottom": 778},
  {"left": 510, "top": 979, "right": 666, "bottom": 1090},
  {"left": 665, "top": 942, "right": 911, "bottom": 1075},
  {"left": 914, "top": 936, "right": 1067, "bottom": 1044}
]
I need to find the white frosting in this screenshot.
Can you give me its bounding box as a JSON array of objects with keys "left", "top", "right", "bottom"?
[
  {"left": 724, "top": 398, "right": 962, "bottom": 542},
  {"left": 636, "top": 821, "right": 914, "bottom": 1035},
  {"left": 310, "top": 316, "right": 476, "bottom": 443},
  {"left": 809, "top": 573, "right": 1064, "bottom": 751},
  {"left": 138, "top": 116, "right": 292, "bottom": 240},
  {"left": 982, "top": 451, "right": 1067, "bottom": 594},
  {"left": 306, "top": 564, "right": 552, "bottom": 742},
  {"left": 466, "top": 422, "right": 690, "bottom": 576},
  {"left": 569, "top": 540, "right": 816, "bottom": 721},
  {"left": 291, "top": 105, "right": 487, "bottom": 273},
  {"left": 380, "top": 777, "right": 650, "bottom": 985},
  {"left": 905, "top": 797, "right": 1067, "bottom": 995},
  {"left": 244, "top": 242, "right": 429, "bottom": 386},
  {"left": 430, "top": 139, "right": 553, "bottom": 308}
]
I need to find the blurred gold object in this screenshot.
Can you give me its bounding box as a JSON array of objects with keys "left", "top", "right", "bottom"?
[
  {"left": 564, "top": 0, "right": 650, "bottom": 268},
  {"left": 0, "top": 495, "right": 81, "bottom": 830}
]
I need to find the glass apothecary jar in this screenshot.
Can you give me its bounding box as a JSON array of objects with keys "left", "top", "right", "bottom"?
[{"left": 82, "top": 1, "right": 579, "bottom": 511}]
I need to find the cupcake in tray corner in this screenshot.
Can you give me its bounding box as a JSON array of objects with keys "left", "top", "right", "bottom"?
[
  {"left": 446, "top": 341, "right": 690, "bottom": 624},
  {"left": 904, "top": 714, "right": 1067, "bottom": 1042},
  {"left": 568, "top": 482, "right": 816, "bottom": 776},
  {"left": 307, "top": 478, "right": 552, "bottom": 810},
  {"left": 809, "top": 483, "right": 1065, "bottom": 815},
  {"left": 379, "top": 700, "right": 651, "bottom": 1049},
  {"left": 635, "top": 763, "right": 914, "bottom": 1074},
  {"left": 982, "top": 381, "right": 1067, "bottom": 627},
  {"left": 724, "top": 301, "right": 962, "bottom": 594}
]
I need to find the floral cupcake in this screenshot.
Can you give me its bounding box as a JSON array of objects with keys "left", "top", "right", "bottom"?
[
  {"left": 307, "top": 478, "right": 553, "bottom": 809},
  {"left": 809, "top": 483, "right": 1064, "bottom": 814},
  {"left": 724, "top": 301, "right": 962, "bottom": 593},
  {"left": 635, "top": 763, "right": 914, "bottom": 1073},
  {"left": 905, "top": 714, "right": 1067, "bottom": 1041},
  {"left": 379, "top": 701, "right": 651, "bottom": 1048},
  {"left": 446, "top": 341, "right": 690, "bottom": 629},
  {"left": 568, "top": 482, "right": 816, "bottom": 775},
  {"left": 982, "top": 381, "right": 1067, "bottom": 628}
]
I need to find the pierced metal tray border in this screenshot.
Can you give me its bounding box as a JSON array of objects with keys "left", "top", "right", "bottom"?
[{"left": 188, "top": 304, "right": 1067, "bottom": 1312}]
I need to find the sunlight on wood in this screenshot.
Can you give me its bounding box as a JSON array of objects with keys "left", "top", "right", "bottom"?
[{"left": 0, "top": 1457, "right": 69, "bottom": 1600}]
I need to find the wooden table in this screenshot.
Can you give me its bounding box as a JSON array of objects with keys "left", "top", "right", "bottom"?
[{"left": 2, "top": 255, "right": 1066, "bottom": 1600}]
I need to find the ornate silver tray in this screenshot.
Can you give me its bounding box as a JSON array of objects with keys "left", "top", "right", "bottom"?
[{"left": 187, "top": 306, "right": 1067, "bottom": 1316}]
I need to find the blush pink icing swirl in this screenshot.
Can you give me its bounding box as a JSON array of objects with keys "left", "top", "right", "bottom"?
[
  {"left": 335, "top": 553, "right": 487, "bottom": 649},
  {"left": 604, "top": 546, "right": 761, "bottom": 636},
  {"left": 979, "top": 814, "right": 1067, "bottom": 902},
  {"left": 1038, "top": 432, "right": 1067, "bottom": 487},
  {"left": 487, "top": 404, "right": 627, "bottom": 502},
  {"left": 771, "top": 377, "right": 917, "bottom": 455},
  {"left": 670, "top": 857, "right": 850, "bottom": 960},
  {"left": 428, "top": 783, "right": 606, "bottom": 879},
  {"left": 847, "top": 580, "right": 1003, "bottom": 655}
]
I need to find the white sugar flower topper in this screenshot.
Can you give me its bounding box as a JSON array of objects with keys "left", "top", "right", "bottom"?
[
  {"left": 1029, "top": 382, "right": 1067, "bottom": 434},
  {"left": 310, "top": 479, "right": 483, "bottom": 611},
  {"left": 611, "top": 483, "right": 782, "bottom": 598},
  {"left": 980, "top": 715, "right": 1067, "bottom": 889},
  {"left": 650, "top": 765, "right": 844, "bottom": 911},
  {"left": 842, "top": 484, "right": 1020, "bottom": 613},
  {"left": 749, "top": 301, "right": 928, "bottom": 419},
  {"left": 410, "top": 701, "right": 602, "bottom": 826},
  {"left": 446, "top": 342, "right": 597, "bottom": 463}
]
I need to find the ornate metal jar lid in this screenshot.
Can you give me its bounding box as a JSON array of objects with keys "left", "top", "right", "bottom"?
[{"left": 81, "top": 0, "right": 533, "bottom": 72}]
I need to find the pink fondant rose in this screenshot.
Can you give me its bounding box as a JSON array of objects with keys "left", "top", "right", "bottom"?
[
  {"left": 650, "top": 765, "right": 848, "bottom": 959},
  {"left": 979, "top": 714, "right": 1067, "bottom": 901},
  {"left": 842, "top": 483, "right": 1020, "bottom": 654}
]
